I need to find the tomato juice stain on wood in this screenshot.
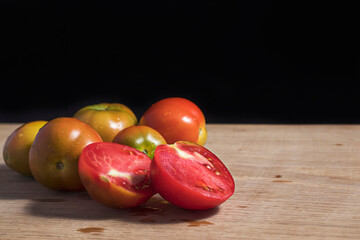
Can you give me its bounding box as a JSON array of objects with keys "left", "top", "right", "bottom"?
[
  {"left": 77, "top": 227, "right": 105, "bottom": 233},
  {"left": 181, "top": 219, "right": 214, "bottom": 227},
  {"left": 272, "top": 179, "right": 293, "bottom": 183}
]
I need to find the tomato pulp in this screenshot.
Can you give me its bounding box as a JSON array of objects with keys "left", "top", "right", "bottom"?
[
  {"left": 79, "top": 142, "right": 155, "bottom": 208},
  {"left": 151, "top": 141, "right": 235, "bottom": 210}
]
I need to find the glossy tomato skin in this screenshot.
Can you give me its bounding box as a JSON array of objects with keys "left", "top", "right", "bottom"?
[
  {"left": 3, "top": 121, "right": 47, "bottom": 177},
  {"left": 112, "top": 125, "right": 166, "bottom": 159},
  {"left": 79, "top": 142, "right": 155, "bottom": 208},
  {"left": 29, "top": 117, "right": 102, "bottom": 191},
  {"left": 139, "top": 98, "right": 207, "bottom": 145},
  {"left": 151, "top": 141, "right": 235, "bottom": 210},
  {"left": 74, "top": 103, "right": 138, "bottom": 142}
]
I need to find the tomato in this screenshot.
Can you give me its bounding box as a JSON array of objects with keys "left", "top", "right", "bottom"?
[
  {"left": 3, "top": 121, "right": 47, "bottom": 177},
  {"left": 29, "top": 117, "right": 102, "bottom": 191},
  {"left": 139, "top": 97, "right": 207, "bottom": 145},
  {"left": 74, "top": 103, "right": 138, "bottom": 142},
  {"left": 78, "top": 142, "right": 155, "bottom": 208},
  {"left": 150, "top": 141, "right": 235, "bottom": 210},
  {"left": 112, "top": 125, "right": 166, "bottom": 159}
]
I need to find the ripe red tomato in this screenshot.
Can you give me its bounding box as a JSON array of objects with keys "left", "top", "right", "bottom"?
[
  {"left": 29, "top": 117, "right": 102, "bottom": 191},
  {"left": 74, "top": 103, "right": 138, "bottom": 142},
  {"left": 112, "top": 125, "right": 166, "bottom": 159},
  {"left": 3, "top": 120, "right": 47, "bottom": 177},
  {"left": 139, "top": 97, "right": 207, "bottom": 145},
  {"left": 78, "top": 142, "right": 156, "bottom": 208},
  {"left": 151, "top": 141, "right": 235, "bottom": 210}
]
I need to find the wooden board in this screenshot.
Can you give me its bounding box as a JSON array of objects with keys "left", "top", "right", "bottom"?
[{"left": 0, "top": 124, "right": 359, "bottom": 239}]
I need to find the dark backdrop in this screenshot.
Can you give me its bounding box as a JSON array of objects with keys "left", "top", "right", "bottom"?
[{"left": 1, "top": 1, "right": 359, "bottom": 123}]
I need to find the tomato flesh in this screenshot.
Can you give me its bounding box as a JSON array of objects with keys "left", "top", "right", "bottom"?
[
  {"left": 79, "top": 142, "right": 155, "bottom": 208},
  {"left": 151, "top": 141, "right": 235, "bottom": 210}
]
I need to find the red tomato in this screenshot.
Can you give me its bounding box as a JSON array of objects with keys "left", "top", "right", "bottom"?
[
  {"left": 139, "top": 98, "right": 207, "bottom": 145},
  {"left": 151, "top": 141, "right": 235, "bottom": 210},
  {"left": 112, "top": 125, "right": 166, "bottom": 159},
  {"left": 74, "top": 103, "right": 138, "bottom": 142},
  {"left": 78, "top": 142, "right": 155, "bottom": 208},
  {"left": 29, "top": 117, "right": 102, "bottom": 191}
]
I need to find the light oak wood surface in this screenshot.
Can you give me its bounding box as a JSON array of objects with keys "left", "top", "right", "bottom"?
[{"left": 0, "top": 124, "right": 359, "bottom": 239}]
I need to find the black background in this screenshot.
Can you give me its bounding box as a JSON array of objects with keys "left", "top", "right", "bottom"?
[{"left": 0, "top": 1, "right": 359, "bottom": 123}]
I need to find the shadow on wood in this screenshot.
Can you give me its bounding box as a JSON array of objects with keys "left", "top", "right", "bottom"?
[{"left": 0, "top": 164, "right": 219, "bottom": 223}]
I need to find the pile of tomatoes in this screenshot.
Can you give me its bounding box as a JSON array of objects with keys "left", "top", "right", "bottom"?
[{"left": 3, "top": 97, "right": 234, "bottom": 210}]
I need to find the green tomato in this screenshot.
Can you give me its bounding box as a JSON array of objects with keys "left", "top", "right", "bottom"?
[{"left": 113, "top": 126, "right": 166, "bottom": 159}]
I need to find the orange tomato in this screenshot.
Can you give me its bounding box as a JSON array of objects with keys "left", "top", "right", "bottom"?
[{"left": 29, "top": 117, "right": 102, "bottom": 191}]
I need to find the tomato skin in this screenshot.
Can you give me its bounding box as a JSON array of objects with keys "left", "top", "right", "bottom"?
[
  {"left": 151, "top": 141, "right": 235, "bottom": 210},
  {"left": 74, "top": 103, "right": 138, "bottom": 142},
  {"left": 3, "top": 121, "right": 47, "bottom": 177},
  {"left": 139, "top": 98, "right": 207, "bottom": 145},
  {"left": 78, "top": 142, "right": 155, "bottom": 208},
  {"left": 29, "top": 117, "right": 102, "bottom": 191},
  {"left": 112, "top": 125, "right": 166, "bottom": 159}
]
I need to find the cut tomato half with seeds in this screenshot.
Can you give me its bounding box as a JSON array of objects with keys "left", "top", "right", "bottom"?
[
  {"left": 150, "top": 141, "right": 235, "bottom": 210},
  {"left": 78, "top": 142, "right": 155, "bottom": 208}
]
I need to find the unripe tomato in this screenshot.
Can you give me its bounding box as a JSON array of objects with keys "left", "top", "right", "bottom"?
[
  {"left": 29, "top": 117, "right": 102, "bottom": 191},
  {"left": 74, "top": 103, "right": 138, "bottom": 142},
  {"left": 113, "top": 125, "right": 166, "bottom": 159},
  {"left": 3, "top": 121, "right": 47, "bottom": 177},
  {"left": 139, "top": 98, "right": 207, "bottom": 145}
]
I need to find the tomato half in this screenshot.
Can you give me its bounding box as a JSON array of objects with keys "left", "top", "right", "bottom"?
[
  {"left": 139, "top": 98, "right": 207, "bottom": 145},
  {"left": 74, "top": 103, "right": 138, "bottom": 142},
  {"left": 78, "top": 142, "right": 156, "bottom": 208},
  {"left": 151, "top": 141, "right": 235, "bottom": 210},
  {"left": 29, "top": 117, "right": 102, "bottom": 191},
  {"left": 112, "top": 125, "right": 166, "bottom": 159}
]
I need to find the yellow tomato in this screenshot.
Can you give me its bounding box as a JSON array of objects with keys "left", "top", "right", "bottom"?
[
  {"left": 3, "top": 120, "right": 47, "bottom": 177},
  {"left": 74, "top": 103, "right": 138, "bottom": 142}
]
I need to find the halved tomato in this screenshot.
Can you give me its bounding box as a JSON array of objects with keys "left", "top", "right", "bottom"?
[
  {"left": 78, "top": 142, "right": 155, "bottom": 208},
  {"left": 150, "top": 141, "right": 235, "bottom": 210}
]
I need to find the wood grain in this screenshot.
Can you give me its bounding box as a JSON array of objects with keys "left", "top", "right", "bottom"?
[{"left": 0, "top": 124, "right": 360, "bottom": 239}]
